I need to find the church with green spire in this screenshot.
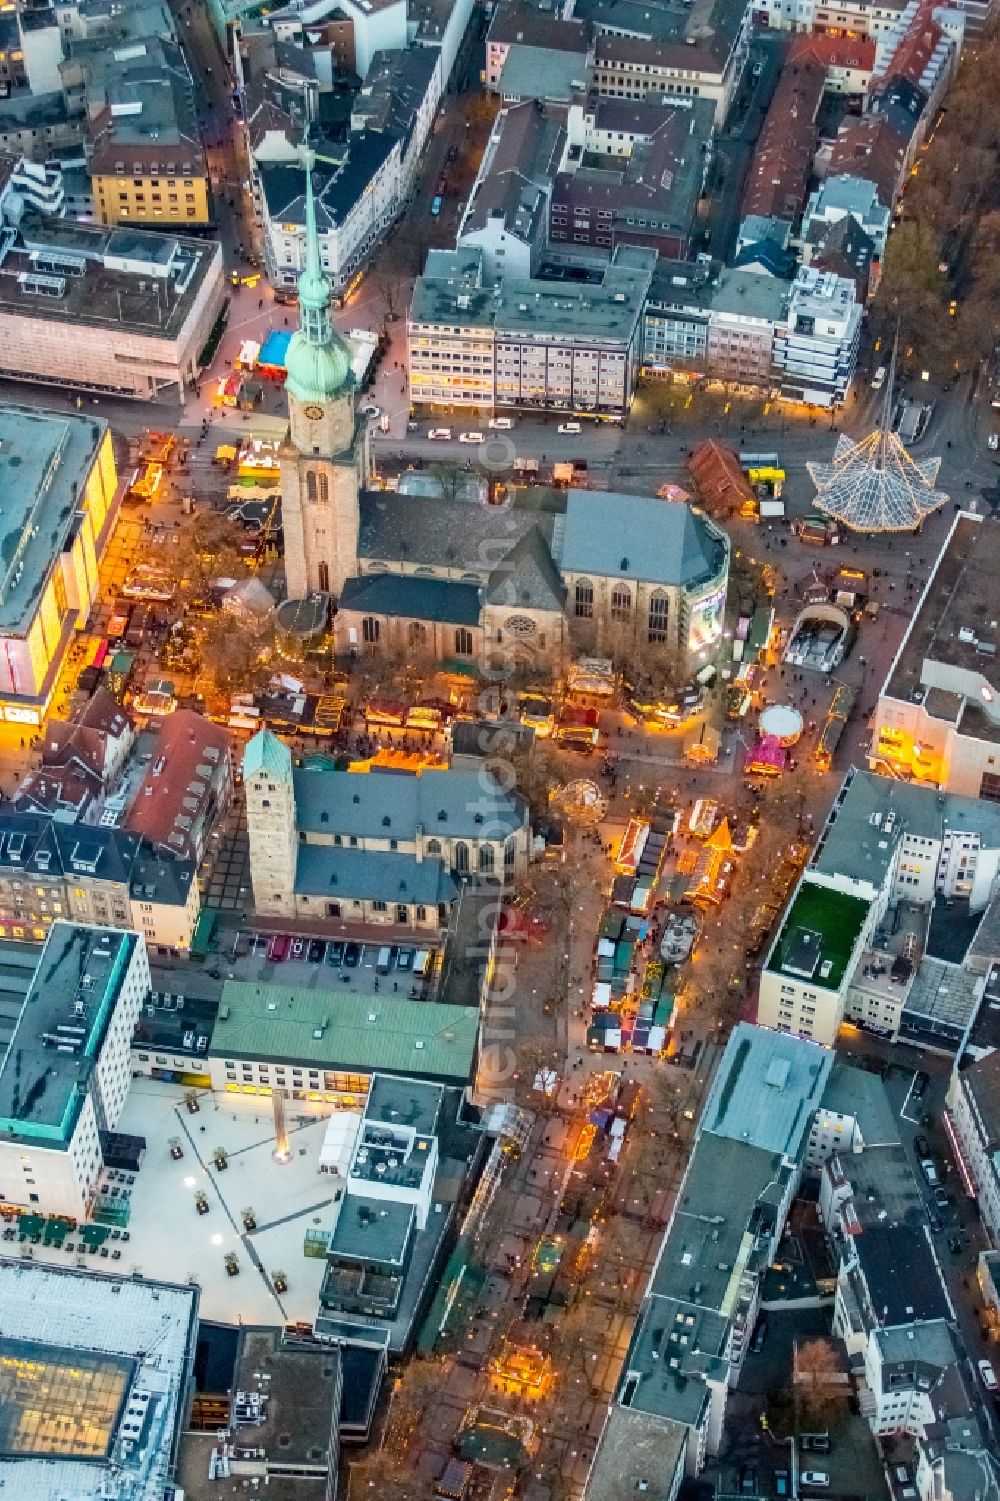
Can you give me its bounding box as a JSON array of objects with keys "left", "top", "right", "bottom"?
[
  {"left": 280, "top": 154, "right": 367, "bottom": 600},
  {"left": 278, "top": 159, "right": 730, "bottom": 683}
]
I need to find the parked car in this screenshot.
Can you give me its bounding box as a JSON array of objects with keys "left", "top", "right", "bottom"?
[
  {"left": 429, "top": 428, "right": 452, "bottom": 441},
  {"left": 912, "top": 1070, "right": 929, "bottom": 1099},
  {"left": 751, "top": 1319, "right": 768, "bottom": 1354},
  {"left": 430, "top": 194, "right": 443, "bottom": 216},
  {"left": 914, "top": 1134, "right": 930, "bottom": 1158},
  {"left": 290, "top": 938, "right": 305, "bottom": 959},
  {"left": 326, "top": 940, "right": 344, "bottom": 966},
  {"left": 307, "top": 938, "right": 325, "bottom": 962},
  {"left": 947, "top": 1232, "right": 964, "bottom": 1254},
  {"left": 397, "top": 947, "right": 415, "bottom": 970},
  {"left": 739, "top": 1465, "right": 757, "bottom": 1496},
  {"left": 489, "top": 416, "right": 514, "bottom": 429},
  {"left": 895, "top": 1466, "right": 911, "bottom": 1485},
  {"left": 989, "top": 433, "right": 999, "bottom": 451},
  {"left": 800, "top": 1435, "right": 831, "bottom": 1454},
  {"left": 557, "top": 421, "right": 582, "bottom": 434},
  {"left": 267, "top": 934, "right": 290, "bottom": 961},
  {"left": 933, "top": 1186, "right": 949, "bottom": 1208},
  {"left": 801, "top": 1474, "right": 830, "bottom": 1489},
  {"left": 774, "top": 1471, "right": 790, "bottom": 1498},
  {"left": 459, "top": 431, "right": 485, "bottom": 444},
  {"left": 343, "top": 942, "right": 361, "bottom": 967},
  {"left": 978, "top": 1359, "right": 998, "bottom": 1392}
]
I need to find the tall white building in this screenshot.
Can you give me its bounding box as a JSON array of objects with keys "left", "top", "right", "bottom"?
[
  {"left": 772, "top": 266, "right": 863, "bottom": 406},
  {"left": 0, "top": 923, "right": 150, "bottom": 1218}
]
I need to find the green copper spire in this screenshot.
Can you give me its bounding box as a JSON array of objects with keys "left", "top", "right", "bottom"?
[{"left": 285, "top": 150, "right": 353, "bottom": 404}]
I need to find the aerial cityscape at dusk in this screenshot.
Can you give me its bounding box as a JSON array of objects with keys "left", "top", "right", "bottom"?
[{"left": 0, "top": 0, "right": 999, "bottom": 1496}]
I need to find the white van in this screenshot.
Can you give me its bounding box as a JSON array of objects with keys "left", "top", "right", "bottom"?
[
  {"left": 413, "top": 949, "right": 432, "bottom": 978},
  {"left": 376, "top": 947, "right": 392, "bottom": 974}
]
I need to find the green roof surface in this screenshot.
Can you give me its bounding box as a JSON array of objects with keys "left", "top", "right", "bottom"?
[
  {"left": 212, "top": 982, "right": 479, "bottom": 1083},
  {"left": 242, "top": 728, "right": 293, "bottom": 782},
  {"left": 769, "top": 880, "right": 870, "bottom": 991}
]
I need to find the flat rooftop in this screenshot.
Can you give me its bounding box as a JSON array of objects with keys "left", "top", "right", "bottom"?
[
  {"left": 0, "top": 217, "right": 220, "bottom": 339},
  {"left": 768, "top": 879, "right": 870, "bottom": 991},
  {"left": 902, "top": 955, "right": 981, "bottom": 1034},
  {"left": 813, "top": 768, "right": 1000, "bottom": 889},
  {"left": 410, "top": 254, "right": 654, "bottom": 343},
  {"left": 700, "top": 1022, "right": 833, "bottom": 1159},
  {"left": 329, "top": 1194, "right": 414, "bottom": 1264},
  {"left": 230, "top": 1327, "right": 339, "bottom": 1470},
  {"left": 211, "top": 982, "right": 479, "bottom": 1084},
  {"left": 884, "top": 513, "right": 1000, "bottom": 721},
  {"left": 587, "top": 1405, "right": 688, "bottom": 1501},
  {"left": 0, "top": 924, "right": 137, "bottom": 1144},
  {"left": 0, "top": 405, "right": 107, "bottom": 635},
  {"left": 0, "top": 1259, "right": 198, "bottom": 1501}
]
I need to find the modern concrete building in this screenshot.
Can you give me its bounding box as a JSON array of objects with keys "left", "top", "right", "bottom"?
[
  {"left": 772, "top": 265, "right": 863, "bottom": 406},
  {"left": 408, "top": 244, "right": 655, "bottom": 416},
  {"left": 0, "top": 1261, "right": 199, "bottom": 1501},
  {"left": 642, "top": 261, "right": 789, "bottom": 385},
  {"left": 585, "top": 0, "right": 752, "bottom": 124},
  {"left": 0, "top": 404, "right": 120, "bottom": 723},
  {"left": 872, "top": 513, "right": 1000, "bottom": 796},
  {"left": 0, "top": 922, "right": 150, "bottom": 1218},
  {"left": 314, "top": 1074, "right": 481, "bottom": 1354},
  {"left": 0, "top": 216, "right": 225, "bottom": 399},
  {"left": 208, "top": 983, "right": 480, "bottom": 1104},
  {"left": 243, "top": 727, "right": 529, "bottom": 921}
]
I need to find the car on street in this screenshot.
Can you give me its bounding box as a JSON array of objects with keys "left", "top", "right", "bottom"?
[
  {"left": 489, "top": 416, "right": 514, "bottom": 429},
  {"left": 800, "top": 1435, "right": 831, "bottom": 1454},
  {"left": 914, "top": 1133, "right": 930, "bottom": 1158},
  {"left": 978, "top": 1359, "right": 998, "bottom": 1392},
  {"left": 326, "top": 940, "right": 344, "bottom": 965},
  {"left": 912, "top": 1070, "right": 929, "bottom": 1098},
  {"left": 431, "top": 194, "right": 443, "bottom": 216},
  {"left": 290, "top": 938, "right": 305, "bottom": 959},
  {"left": 429, "top": 428, "right": 452, "bottom": 440},
  {"left": 947, "top": 1232, "right": 964, "bottom": 1254},
  {"left": 359, "top": 403, "right": 381, "bottom": 418},
  {"left": 459, "top": 431, "right": 485, "bottom": 443},
  {"left": 933, "top": 1186, "right": 949, "bottom": 1208},
  {"left": 989, "top": 433, "right": 999, "bottom": 451},
  {"left": 774, "top": 1471, "right": 790, "bottom": 1498},
  {"left": 557, "top": 421, "right": 582, "bottom": 434},
  {"left": 267, "top": 934, "right": 290, "bottom": 961},
  {"left": 871, "top": 365, "right": 887, "bottom": 390},
  {"left": 801, "top": 1474, "right": 830, "bottom": 1489},
  {"left": 739, "top": 1465, "right": 757, "bottom": 1496},
  {"left": 751, "top": 59, "right": 763, "bottom": 75},
  {"left": 343, "top": 942, "right": 361, "bottom": 967},
  {"left": 307, "top": 938, "right": 325, "bottom": 962},
  {"left": 751, "top": 1319, "right": 768, "bottom": 1353}
]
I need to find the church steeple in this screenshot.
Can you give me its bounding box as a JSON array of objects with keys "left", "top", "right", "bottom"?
[{"left": 285, "top": 152, "right": 354, "bottom": 408}]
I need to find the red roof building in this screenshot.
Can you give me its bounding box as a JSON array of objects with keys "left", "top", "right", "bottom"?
[
  {"left": 741, "top": 59, "right": 826, "bottom": 224},
  {"left": 125, "top": 709, "right": 232, "bottom": 864}
]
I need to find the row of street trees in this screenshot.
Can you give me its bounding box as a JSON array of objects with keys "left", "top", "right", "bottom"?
[{"left": 872, "top": 23, "right": 1000, "bottom": 378}]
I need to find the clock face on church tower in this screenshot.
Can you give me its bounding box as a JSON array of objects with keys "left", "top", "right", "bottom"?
[{"left": 303, "top": 404, "right": 325, "bottom": 420}]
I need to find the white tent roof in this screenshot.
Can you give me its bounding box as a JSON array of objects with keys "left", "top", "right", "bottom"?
[{"left": 807, "top": 428, "right": 949, "bottom": 534}]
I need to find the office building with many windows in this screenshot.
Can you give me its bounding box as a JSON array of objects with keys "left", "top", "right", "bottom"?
[{"left": 0, "top": 923, "right": 150, "bottom": 1218}]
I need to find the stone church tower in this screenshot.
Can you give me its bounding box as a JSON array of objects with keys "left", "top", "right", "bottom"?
[
  {"left": 280, "top": 157, "right": 366, "bottom": 600},
  {"left": 243, "top": 728, "right": 297, "bottom": 916}
]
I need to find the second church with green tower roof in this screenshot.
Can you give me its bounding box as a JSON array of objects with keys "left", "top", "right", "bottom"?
[{"left": 280, "top": 156, "right": 368, "bottom": 600}]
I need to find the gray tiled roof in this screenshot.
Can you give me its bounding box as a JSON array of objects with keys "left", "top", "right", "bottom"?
[
  {"left": 558, "top": 490, "right": 726, "bottom": 588},
  {"left": 339, "top": 573, "right": 482, "bottom": 626},
  {"left": 292, "top": 766, "right": 525, "bottom": 841},
  {"left": 295, "top": 845, "right": 457, "bottom": 906},
  {"left": 358, "top": 491, "right": 553, "bottom": 570}
]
